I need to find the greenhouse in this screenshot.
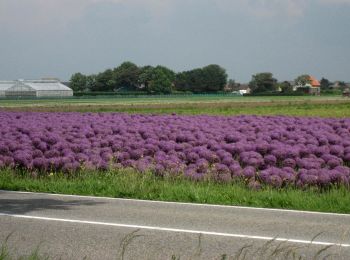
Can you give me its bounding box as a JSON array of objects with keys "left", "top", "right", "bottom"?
[
  {"left": 0, "top": 81, "right": 15, "bottom": 97},
  {"left": 0, "top": 79, "right": 73, "bottom": 98}
]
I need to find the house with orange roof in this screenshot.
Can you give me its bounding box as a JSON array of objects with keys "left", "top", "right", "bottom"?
[
  {"left": 293, "top": 75, "right": 321, "bottom": 95},
  {"left": 304, "top": 76, "right": 321, "bottom": 95}
]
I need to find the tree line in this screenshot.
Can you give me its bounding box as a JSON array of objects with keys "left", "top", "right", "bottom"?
[
  {"left": 70, "top": 62, "right": 228, "bottom": 94},
  {"left": 245, "top": 73, "right": 345, "bottom": 94},
  {"left": 70, "top": 62, "right": 346, "bottom": 94}
]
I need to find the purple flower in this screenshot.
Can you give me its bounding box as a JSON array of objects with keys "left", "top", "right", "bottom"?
[
  {"left": 242, "top": 166, "right": 256, "bottom": 179},
  {"left": 213, "top": 164, "right": 232, "bottom": 183}
]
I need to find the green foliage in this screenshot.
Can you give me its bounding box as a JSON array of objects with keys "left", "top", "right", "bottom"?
[
  {"left": 175, "top": 64, "right": 227, "bottom": 93},
  {"left": 146, "top": 66, "right": 175, "bottom": 94},
  {"left": 175, "top": 68, "right": 203, "bottom": 93},
  {"left": 294, "top": 74, "right": 311, "bottom": 87},
  {"left": 86, "top": 75, "right": 97, "bottom": 91},
  {"left": 249, "top": 73, "right": 277, "bottom": 93},
  {"left": 338, "top": 81, "right": 347, "bottom": 91},
  {"left": 246, "top": 92, "right": 304, "bottom": 97},
  {"left": 69, "top": 73, "right": 87, "bottom": 92},
  {"left": 320, "top": 77, "right": 330, "bottom": 90},
  {"left": 74, "top": 91, "right": 148, "bottom": 96},
  {"left": 92, "top": 69, "right": 115, "bottom": 91},
  {"left": 278, "top": 81, "right": 293, "bottom": 93},
  {"left": 138, "top": 65, "right": 154, "bottom": 90},
  {"left": 112, "top": 61, "right": 140, "bottom": 91},
  {"left": 321, "top": 89, "right": 342, "bottom": 95},
  {"left": 202, "top": 64, "right": 228, "bottom": 92},
  {"left": 137, "top": 65, "right": 174, "bottom": 94},
  {"left": 69, "top": 62, "right": 228, "bottom": 94}
]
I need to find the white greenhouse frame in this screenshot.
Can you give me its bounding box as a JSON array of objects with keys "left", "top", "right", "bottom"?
[{"left": 0, "top": 79, "right": 73, "bottom": 98}]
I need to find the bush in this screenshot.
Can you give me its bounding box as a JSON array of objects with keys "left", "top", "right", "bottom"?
[
  {"left": 74, "top": 91, "right": 148, "bottom": 97},
  {"left": 244, "top": 92, "right": 305, "bottom": 97}
]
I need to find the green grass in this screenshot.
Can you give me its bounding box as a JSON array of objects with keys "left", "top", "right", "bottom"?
[
  {"left": 0, "top": 95, "right": 346, "bottom": 107},
  {"left": 84, "top": 102, "right": 350, "bottom": 118},
  {"left": 2, "top": 95, "right": 350, "bottom": 118},
  {"left": 1, "top": 169, "right": 349, "bottom": 214},
  {"left": 1, "top": 96, "right": 350, "bottom": 214}
]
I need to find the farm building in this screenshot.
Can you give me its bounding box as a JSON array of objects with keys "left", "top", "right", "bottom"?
[
  {"left": 0, "top": 81, "right": 15, "bottom": 97},
  {"left": 0, "top": 79, "right": 73, "bottom": 98},
  {"left": 305, "top": 76, "right": 321, "bottom": 95},
  {"left": 293, "top": 75, "right": 321, "bottom": 95}
]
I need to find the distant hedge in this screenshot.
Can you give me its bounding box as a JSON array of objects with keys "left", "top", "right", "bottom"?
[
  {"left": 73, "top": 91, "right": 148, "bottom": 96},
  {"left": 244, "top": 92, "right": 305, "bottom": 97},
  {"left": 73, "top": 91, "right": 240, "bottom": 97}
]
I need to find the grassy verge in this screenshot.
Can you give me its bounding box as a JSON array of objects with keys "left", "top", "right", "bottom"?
[
  {"left": 0, "top": 95, "right": 345, "bottom": 107},
  {"left": 1, "top": 169, "right": 349, "bottom": 214},
  {"left": 2, "top": 99, "right": 350, "bottom": 118}
]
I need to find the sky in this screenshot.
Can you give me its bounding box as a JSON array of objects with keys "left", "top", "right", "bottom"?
[{"left": 0, "top": 0, "right": 349, "bottom": 83}]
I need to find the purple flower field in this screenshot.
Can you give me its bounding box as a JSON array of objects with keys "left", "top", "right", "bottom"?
[{"left": 1, "top": 112, "right": 350, "bottom": 189}]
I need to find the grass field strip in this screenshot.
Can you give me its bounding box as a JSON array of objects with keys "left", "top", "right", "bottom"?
[
  {"left": 1, "top": 190, "right": 350, "bottom": 217},
  {"left": 0, "top": 212, "right": 349, "bottom": 248}
]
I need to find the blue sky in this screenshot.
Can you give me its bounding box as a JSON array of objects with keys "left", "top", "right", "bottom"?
[{"left": 0, "top": 0, "right": 349, "bottom": 82}]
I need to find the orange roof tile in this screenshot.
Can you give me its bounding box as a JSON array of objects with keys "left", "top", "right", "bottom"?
[{"left": 309, "top": 76, "right": 320, "bottom": 87}]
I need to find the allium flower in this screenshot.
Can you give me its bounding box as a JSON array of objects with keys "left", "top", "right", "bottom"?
[
  {"left": 0, "top": 112, "right": 349, "bottom": 188},
  {"left": 282, "top": 158, "right": 296, "bottom": 168},
  {"left": 266, "top": 175, "right": 283, "bottom": 188},
  {"left": 330, "top": 145, "right": 344, "bottom": 157},
  {"left": 13, "top": 151, "right": 32, "bottom": 168},
  {"left": 187, "top": 152, "right": 199, "bottom": 163},
  {"left": 196, "top": 159, "right": 209, "bottom": 172},
  {"left": 242, "top": 166, "right": 256, "bottom": 179},
  {"left": 213, "top": 164, "right": 232, "bottom": 183},
  {"left": 33, "top": 157, "right": 48, "bottom": 171},
  {"left": 0, "top": 145, "right": 9, "bottom": 155},
  {"left": 154, "top": 164, "right": 166, "bottom": 176},
  {"left": 264, "top": 155, "right": 277, "bottom": 166},
  {"left": 248, "top": 180, "right": 261, "bottom": 190},
  {"left": 229, "top": 163, "right": 243, "bottom": 178}
]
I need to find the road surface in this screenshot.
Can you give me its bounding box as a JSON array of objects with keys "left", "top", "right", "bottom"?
[{"left": 0, "top": 190, "right": 349, "bottom": 259}]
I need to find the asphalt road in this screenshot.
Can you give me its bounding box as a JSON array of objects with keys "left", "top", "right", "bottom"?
[{"left": 0, "top": 190, "right": 350, "bottom": 259}]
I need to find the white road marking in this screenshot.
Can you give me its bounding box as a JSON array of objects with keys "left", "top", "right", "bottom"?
[
  {"left": 0, "top": 212, "right": 349, "bottom": 248},
  {"left": 1, "top": 189, "right": 349, "bottom": 217}
]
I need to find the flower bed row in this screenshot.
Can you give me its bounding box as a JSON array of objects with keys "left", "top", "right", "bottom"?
[{"left": 0, "top": 112, "right": 350, "bottom": 189}]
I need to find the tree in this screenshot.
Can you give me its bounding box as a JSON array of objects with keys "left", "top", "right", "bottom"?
[
  {"left": 201, "top": 64, "right": 228, "bottom": 92},
  {"left": 278, "top": 81, "right": 293, "bottom": 93},
  {"left": 175, "top": 64, "right": 227, "bottom": 93},
  {"left": 146, "top": 66, "right": 174, "bottom": 94},
  {"left": 338, "top": 81, "right": 347, "bottom": 90},
  {"left": 249, "top": 73, "right": 277, "bottom": 93},
  {"left": 175, "top": 68, "right": 205, "bottom": 93},
  {"left": 138, "top": 66, "right": 175, "bottom": 94},
  {"left": 138, "top": 66, "right": 154, "bottom": 90},
  {"left": 224, "top": 79, "right": 236, "bottom": 92},
  {"left": 320, "top": 78, "right": 330, "bottom": 90},
  {"left": 113, "top": 61, "right": 140, "bottom": 91},
  {"left": 86, "top": 75, "right": 97, "bottom": 91},
  {"left": 93, "top": 69, "right": 114, "bottom": 91},
  {"left": 155, "top": 65, "right": 175, "bottom": 82},
  {"left": 69, "top": 73, "right": 87, "bottom": 92},
  {"left": 174, "top": 71, "right": 191, "bottom": 92},
  {"left": 294, "top": 75, "right": 311, "bottom": 87}
]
